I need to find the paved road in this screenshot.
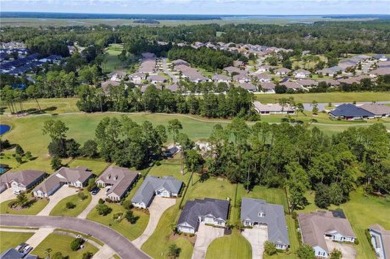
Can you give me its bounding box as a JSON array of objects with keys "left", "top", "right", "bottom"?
[
  {"left": 0, "top": 215, "right": 150, "bottom": 259},
  {"left": 161, "top": 58, "right": 177, "bottom": 83}
]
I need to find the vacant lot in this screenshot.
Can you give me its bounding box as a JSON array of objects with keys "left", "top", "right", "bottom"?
[
  {"left": 0, "top": 231, "right": 34, "bottom": 253},
  {"left": 31, "top": 233, "right": 98, "bottom": 259}
]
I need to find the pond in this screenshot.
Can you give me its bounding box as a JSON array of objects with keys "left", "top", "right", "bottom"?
[{"left": 0, "top": 124, "right": 11, "bottom": 135}]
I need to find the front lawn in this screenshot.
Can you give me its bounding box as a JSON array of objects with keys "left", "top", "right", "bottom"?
[
  {"left": 0, "top": 198, "right": 48, "bottom": 215},
  {"left": 31, "top": 233, "right": 98, "bottom": 259},
  {"left": 0, "top": 232, "right": 34, "bottom": 253},
  {"left": 86, "top": 203, "right": 149, "bottom": 241},
  {"left": 49, "top": 191, "right": 92, "bottom": 217},
  {"left": 142, "top": 205, "right": 193, "bottom": 259},
  {"left": 206, "top": 229, "right": 252, "bottom": 259}
]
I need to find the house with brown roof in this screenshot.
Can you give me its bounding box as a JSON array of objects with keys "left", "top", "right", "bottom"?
[
  {"left": 253, "top": 101, "right": 295, "bottom": 115},
  {"left": 255, "top": 73, "right": 272, "bottom": 83},
  {"left": 359, "top": 103, "right": 390, "bottom": 118},
  {"left": 33, "top": 167, "right": 93, "bottom": 198},
  {"left": 96, "top": 166, "right": 139, "bottom": 201},
  {"left": 368, "top": 224, "right": 390, "bottom": 259},
  {"left": 212, "top": 74, "right": 231, "bottom": 83},
  {"left": 275, "top": 68, "right": 291, "bottom": 76},
  {"left": 260, "top": 82, "right": 276, "bottom": 93},
  {"left": 293, "top": 69, "right": 311, "bottom": 79},
  {"left": 298, "top": 211, "right": 356, "bottom": 258},
  {"left": 0, "top": 170, "right": 46, "bottom": 194}
]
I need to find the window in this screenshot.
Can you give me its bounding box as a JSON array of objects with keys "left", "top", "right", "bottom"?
[{"left": 258, "top": 212, "right": 265, "bottom": 217}]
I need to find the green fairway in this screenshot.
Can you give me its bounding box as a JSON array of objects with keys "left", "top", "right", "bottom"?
[
  {"left": 141, "top": 205, "right": 194, "bottom": 259},
  {"left": 0, "top": 98, "right": 79, "bottom": 115},
  {"left": 0, "top": 199, "right": 49, "bottom": 215},
  {"left": 255, "top": 92, "right": 390, "bottom": 103},
  {"left": 206, "top": 229, "right": 252, "bottom": 259},
  {"left": 49, "top": 191, "right": 92, "bottom": 217},
  {"left": 0, "top": 232, "right": 34, "bottom": 253},
  {"left": 31, "top": 233, "right": 98, "bottom": 259},
  {"left": 86, "top": 203, "right": 149, "bottom": 241}
]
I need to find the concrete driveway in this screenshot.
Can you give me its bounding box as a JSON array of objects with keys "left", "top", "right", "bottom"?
[
  {"left": 242, "top": 225, "right": 268, "bottom": 259},
  {"left": 326, "top": 240, "right": 357, "bottom": 259},
  {"left": 25, "top": 227, "right": 55, "bottom": 248},
  {"left": 0, "top": 188, "right": 16, "bottom": 203},
  {"left": 78, "top": 188, "right": 106, "bottom": 219},
  {"left": 93, "top": 244, "right": 116, "bottom": 259},
  {"left": 0, "top": 215, "right": 150, "bottom": 259},
  {"left": 133, "top": 197, "right": 176, "bottom": 248},
  {"left": 192, "top": 223, "right": 225, "bottom": 259},
  {"left": 37, "top": 186, "right": 78, "bottom": 216}
]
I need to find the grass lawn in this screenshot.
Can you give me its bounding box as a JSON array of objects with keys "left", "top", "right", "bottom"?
[
  {"left": 0, "top": 198, "right": 48, "bottom": 215},
  {"left": 148, "top": 158, "right": 191, "bottom": 183},
  {"left": 142, "top": 205, "right": 193, "bottom": 259},
  {"left": 300, "top": 188, "right": 390, "bottom": 259},
  {"left": 31, "top": 233, "right": 98, "bottom": 259},
  {"left": 0, "top": 232, "right": 34, "bottom": 253},
  {"left": 254, "top": 92, "right": 390, "bottom": 103},
  {"left": 206, "top": 229, "right": 252, "bottom": 259},
  {"left": 0, "top": 98, "right": 79, "bottom": 115},
  {"left": 68, "top": 158, "right": 111, "bottom": 176},
  {"left": 49, "top": 191, "right": 92, "bottom": 217},
  {"left": 102, "top": 44, "right": 124, "bottom": 73},
  {"left": 86, "top": 203, "right": 149, "bottom": 241}
]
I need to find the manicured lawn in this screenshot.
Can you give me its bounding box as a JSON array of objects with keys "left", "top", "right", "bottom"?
[
  {"left": 49, "top": 191, "right": 92, "bottom": 217},
  {"left": 142, "top": 205, "right": 193, "bottom": 259},
  {"left": 68, "top": 158, "right": 110, "bottom": 176},
  {"left": 148, "top": 159, "right": 191, "bottom": 183},
  {"left": 31, "top": 233, "right": 98, "bottom": 259},
  {"left": 86, "top": 203, "right": 149, "bottom": 241},
  {"left": 206, "top": 229, "right": 252, "bottom": 259},
  {"left": 0, "top": 98, "right": 79, "bottom": 115},
  {"left": 102, "top": 44, "right": 124, "bottom": 73},
  {"left": 0, "top": 198, "right": 49, "bottom": 215},
  {"left": 0, "top": 232, "right": 34, "bottom": 253},
  {"left": 255, "top": 92, "right": 390, "bottom": 103},
  {"left": 300, "top": 188, "right": 390, "bottom": 259}
]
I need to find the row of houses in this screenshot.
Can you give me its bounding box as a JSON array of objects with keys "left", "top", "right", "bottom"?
[{"left": 330, "top": 103, "right": 390, "bottom": 120}]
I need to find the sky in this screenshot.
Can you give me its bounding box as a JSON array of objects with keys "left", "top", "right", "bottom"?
[{"left": 0, "top": 0, "right": 389, "bottom": 15}]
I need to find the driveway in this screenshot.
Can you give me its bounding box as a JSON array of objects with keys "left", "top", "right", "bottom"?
[
  {"left": 37, "top": 186, "right": 78, "bottom": 216},
  {"left": 242, "top": 225, "right": 268, "bottom": 259},
  {"left": 192, "top": 223, "right": 225, "bottom": 259},
  {"left": 325, "top": 240, "right": 357, "bottom": 259},
  {"left": 25, "top": 227, "right": 55, "bottom": 248},
  {"left": 93, "top": 244, "right": 116, "bottom": 259},
  {"left": 0, "top": 188, "right": 15, "bottom": 203},
  {"left": 133, "top": 197, "right": 176, "bottom": 248},
  {"left": 162, "top": 58, "right": 177, "bottom": 83},
  {"left": 0, "top": 215, "right": 150, "bottom": 259},
  {"left": 78, "top": 188, "right": 106, "bottom": 219}
]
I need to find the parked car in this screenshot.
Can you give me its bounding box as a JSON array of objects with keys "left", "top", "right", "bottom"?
[{"left": 90, "top": 187, "right": 100, "bottom": 195}]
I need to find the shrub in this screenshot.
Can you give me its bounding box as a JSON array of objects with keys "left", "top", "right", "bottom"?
[
  {"left": 264, "top": 241, "right": 277, "bottom": 256},
  {"left": 297, "top": 244, "right": 315, "bottom": 259},
  {"left": 125, "top": 210, "right": 139, "bottom": 224},
  {"left": 66, "top": 202, "right": 76, "bottom": 209},
  {"left": 113, "top": 212, "right": 123, "bottom": 220},
  {"left": 82, "top": 252, "right": 93, "bottom": 259},
  {"left": 98, "top": 198, "right": 105, "bottom": 204},
  {"left": 330, "top": 249, "right": 342, "bottom": 259},
  {"left": 354, "top": 238, "right": 359, "bottom": 245},
  {"left": 96, "top": 204, "right": 112, "bottom": 216},
  {"left": 122, "top": 200, "right": 133, "bottom": 210},
  {"left": 70, "top": 238, "right": 84, "bottom": 251},
  {"left": 78, "top": 192, "right": 87, "bottom": 201}
]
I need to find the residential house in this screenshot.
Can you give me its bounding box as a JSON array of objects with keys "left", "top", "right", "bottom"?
[
  {"left": 96, "top": 166, "right": 138, "bottom": 201},
  {"left": 110, "top": 71, "right": 127, "bottom": 82},
  {"left": 260, "top": 82, "right": 276, "bottom": 94},
  {"left": 359, "top": 103, "right": 390, "bottom": 118},
  {"left": 240, "top": 82, "right": 257, "bottom": 92},
  {"left": 253, "top": 101, "right": 295, "bottom": 115},
  {"left": 33, "top": 167, "right": 92, "bottom": 198},
  {"left": 130, "top": 73, "right": 146, "bottom": 84},
  {"left": 0, "top": 248, "right": 37, "bottom": 259},
  {"left": 317, "top": 66, "right": 342, "bottom": 77},
  {"left": 148, "top": 75, "right": 167, "bottom": 84},
  {"left": 368, "top": 224, "right": 390, "bottom": 259},
  {"left": 370, "top": 67, "right": 390, "bottom": 77},
  {"left": 171, "top": 59, "right": 189, "bottom": 67},
  {"left": 255, "top": 73, "right": 272, "bottom": 83},
  {"left": 132, "top": 176, "right": 183, "bottom": 209},
  {"left": 224, "top": 66, "right": 242, "bottom": 75},
  {"left": 241, "top": 198, "right": 290, "bottom": 250},
  {"left": 177, "top": 198, "right": 229, "bottom": 234},
  {"left": 298, "top": 211, "right": 356, "bottom": 258},
  {"left": 101, "top": 80, "right": 121, "bottom": 93},
  {"left": 166, "top": 83, "right": 181, "bottom": 92},
  {"left": 0, "top": 170, "right": 46, "bottom": 194},
  {"left": 297, "top": 79, "right": 318, "bottom": 88},
  {"left": 233, "top": 73, "right": 250, "bottom": 83},
  {"left": 373, "top": 54, "right": 388, "bottom": 62},
  {"left": 329, "top": 104, "right": 375, "bottom": 120},
  {"left": 281, "top": 81, "right": 303, "bottom": 91},
  {"left": 256, "top": 65, "right": 273, "bottom": 73},
  {"left": 318, "top": 79, "right": 340, "bottom": 87},
  {"left": 212, "top": 74, "right": 231, "bottom": 83},
  {"left": 293, "top": 69, "right": 311, "bottom": 79},
  {"left": 275, "top": 68, "right": 291, "bottom": 76}
]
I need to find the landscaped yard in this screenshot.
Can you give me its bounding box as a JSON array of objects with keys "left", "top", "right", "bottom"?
[
  {"left": 68, "top": 158, "right": 110, "bottom": 176},
  {"left": 31, "top": 233, "right": 98, "bottom": 259},
  {"left": 49, "top": 191, "right": 92, "bottom": 217},
  {"left": 206, "top": 229, "right": 252, "bottom": 259},
  {"left": 0, "top": 232, "right": 34, "bottom": 253},
  {"left": 86, "top": 203, "right": 149, "bottom": 241},
  {"left": 142, "top": 205, "right": 194, "bottom": 259},
  {"left": 0, "top": 198, "right": 49, "bottom": 215}
]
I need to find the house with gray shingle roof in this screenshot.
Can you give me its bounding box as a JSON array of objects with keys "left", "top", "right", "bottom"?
[
  {"left": 177, "top": 198, "right": 229, "bottom": 234},
  {"left": 97, "top": 166, "right": 139, "bottom": 201},
  {"left": 293, "top": 69, "right": 311, "bottom": 79},
  {"left": 132, "top": 176, "right": 183, "bottom": 209},
  {"left": 0, "top": 170, "right": 46, "bottom": 194},
  {"left": 368, "top": 224, "right": 390, "bottom": 259},
  {"left": 298, "top": 211, "right": 356, "bottom": 258},
  {"left": 33, "top": 167, "right": 92, "bottom": 198},
  {"left": 241, "top": 198, "right": 290, "bottom": 250},
  {"left": 359, "top": 103, "right": 390, "bottom": 118}
]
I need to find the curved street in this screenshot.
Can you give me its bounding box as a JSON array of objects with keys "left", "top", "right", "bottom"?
[{"left": 0, "top": 215, "right": 150, "bottom": 259}]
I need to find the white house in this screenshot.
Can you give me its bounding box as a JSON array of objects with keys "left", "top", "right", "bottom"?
[{"left": 0, "top": 170, "right": 46, "bottom": 194}]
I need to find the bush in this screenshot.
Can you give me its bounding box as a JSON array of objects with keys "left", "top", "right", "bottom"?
[
  {"left": 78, "top": 192, "right": 87, "bottom": 201},
  {"left": 98, "top": 198, "right": 105, "bottom": 204},
  {"left": 330, "top": 249, "right": 342, "bottom": 259},
  {"left": 122, "top": 200, "right": 133, "bottom": 210},
  {"left": 113, "top": 212, "right": 123, "bottom": 220},
  {"left": 66, "top": 202, "right": 76, "bottom": 209},
  {"left": 264, "top": 241, "right": 277, "bottom": 256},
  {"left": 96, "top": 204, "right": 112, "bottom": 216},
  {"left": 82, "top": 252, "right": 93, "bottom": 259},
  {"left": 70, "top": 238, "right": 84, "bottom": 251},
  {"left": 125, "top": 210, "right": 139, "bottom": 224},
  {"left": 297, "top": 245, "right": 315, "bottom": 259},
  {"left": 354, "top": 238, "right": 359, "bottom": 245}
]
